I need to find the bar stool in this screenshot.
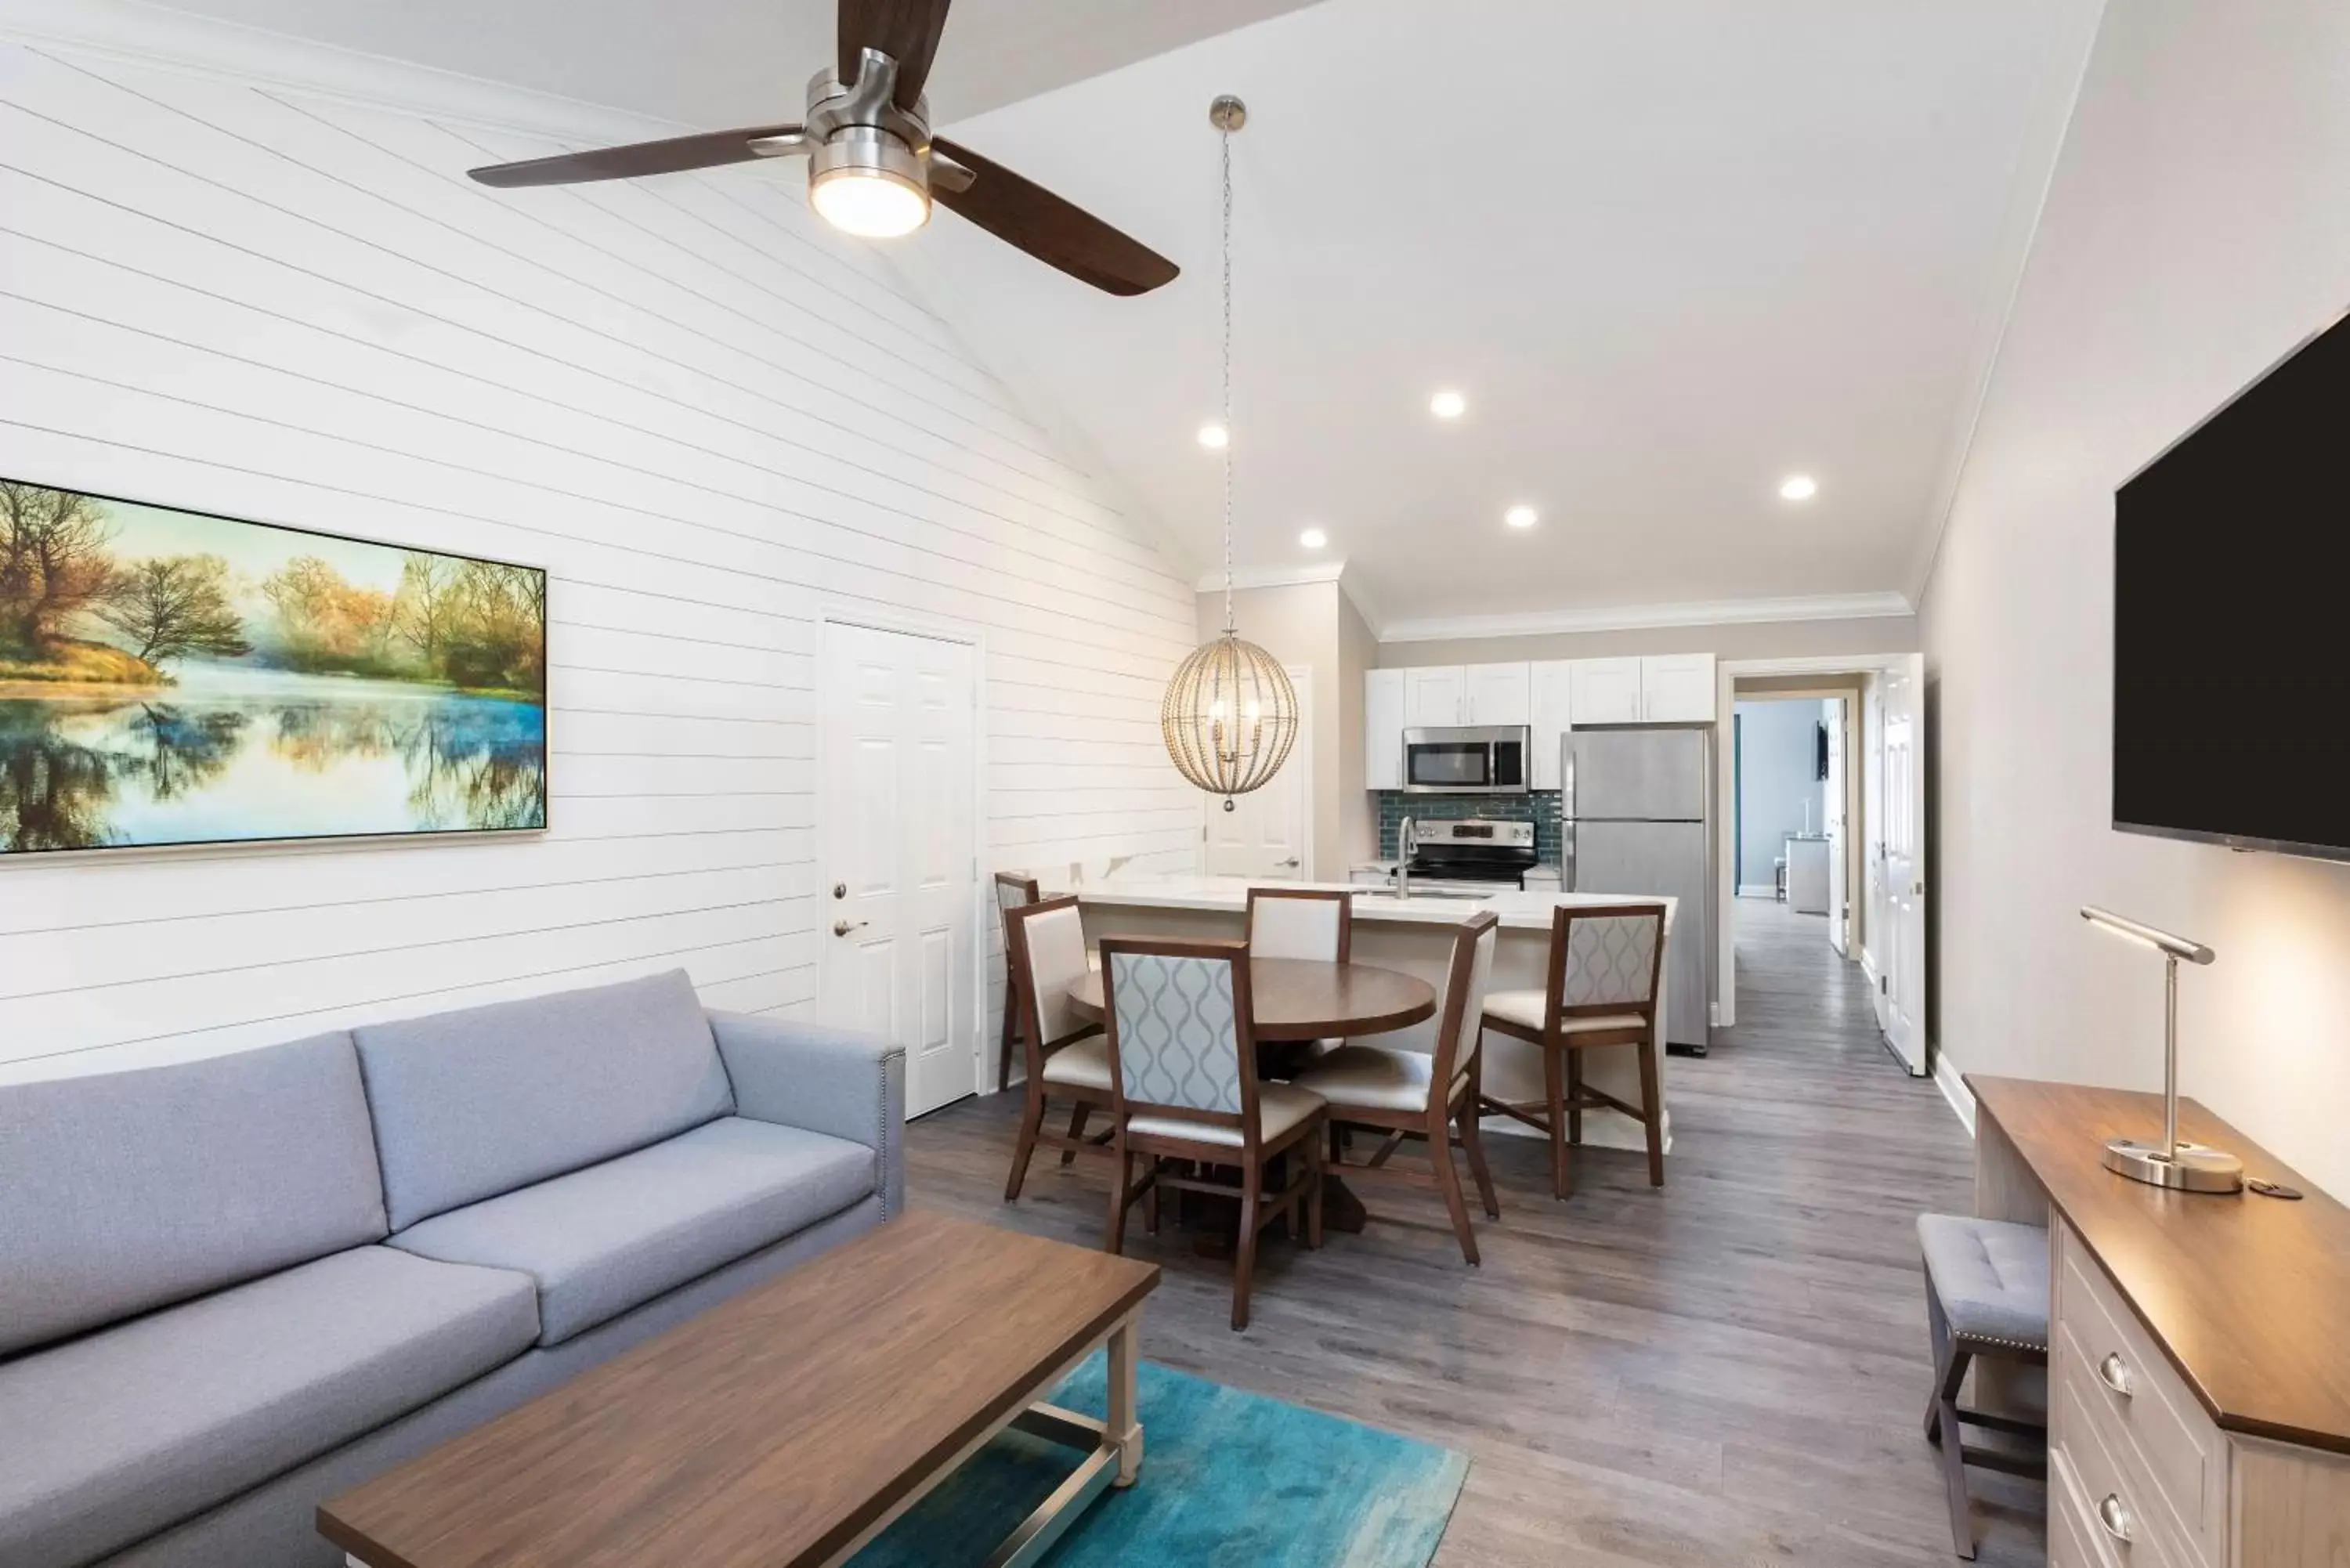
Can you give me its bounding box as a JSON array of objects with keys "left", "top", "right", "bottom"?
[
  {"left": 1245, "top": 886, "right": 1352, "bottom": 1065},
  {"left": 1917, "top": 1213, "right": 2049, "bottom": 1559},
  {"left": 1477, "top": 902, "right": 1667, "bottom": 1198}
]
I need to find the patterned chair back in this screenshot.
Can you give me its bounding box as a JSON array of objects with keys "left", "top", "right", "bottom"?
[
  {"left": 1550, "top": 905, "right": 1665, "bottom": 1015},
  {"left": 1433, "top": 912, "right": 1501, "bottom": 1086},
  {"left": 1007, "top": 897, "right": 1091, "bottom": 1050},
  {"left": 1099, "top": 939, "right": 1255, "bottom": 1124},
  {"left": 1246, "top": 887, "right": 1350, "bottom": 963},
  {"left": 994, "top": 870, "right": 1039, "bottom": 927}
]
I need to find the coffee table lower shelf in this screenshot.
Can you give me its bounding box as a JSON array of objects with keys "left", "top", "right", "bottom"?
[{"left": 321, "top": 1213, "right": 1159, "bottom": 1568}]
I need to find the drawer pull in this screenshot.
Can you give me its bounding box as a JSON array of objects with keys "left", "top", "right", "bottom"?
[
  {"left": 2096, "top": 1494, "right": 2135, "bottom": 1545},
  {"left": 2098, "top": 1351, "right": 2135, "bottom": 1397}
]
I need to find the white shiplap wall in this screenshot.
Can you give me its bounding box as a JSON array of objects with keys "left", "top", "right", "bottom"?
[{"left": 0, "top": 36, "right": 1199, "bottom": 1081}]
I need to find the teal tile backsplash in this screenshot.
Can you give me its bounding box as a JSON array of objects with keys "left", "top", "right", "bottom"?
[{"left": 1376, "top": 791, "right": 1562, "bottom": 864}]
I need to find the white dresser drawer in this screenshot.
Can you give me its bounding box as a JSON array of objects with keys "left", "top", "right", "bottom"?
[
  {"left": 2055, "top": 1369, "right": 2186, "bottom": 1568},
  {"left": 2051, "top": 1444, "right": 2120, "bottom": 1568},
  {"left": 2054, "top": 1219, "right": 2226, "bottom": 1568}
]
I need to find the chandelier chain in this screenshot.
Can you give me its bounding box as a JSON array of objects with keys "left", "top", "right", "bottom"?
[{"left": 1220, "top": 118, "right": 1235, "bottom": 634}]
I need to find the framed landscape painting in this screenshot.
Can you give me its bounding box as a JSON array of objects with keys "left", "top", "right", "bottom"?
[{"left": 0, "top": 479, "right": 546, "bottom": 855}]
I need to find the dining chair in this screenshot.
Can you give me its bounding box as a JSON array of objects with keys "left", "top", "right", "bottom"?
[
  {"left": 992, "top": 871, "right": 1041, "bottom": 1093},
  {"left": 1477, "top": 902, "right": 1667, "bottom": 1199},
  {"left": 1244, "top": 885, "right": 1353, "bottom": 1064},
  {"left": 1097, "top": 937, "right": 1327, "bottom": 1331},
  {"left": 1002, "top": 895, "right": 1115, "bottom": 1201},
  {"left": 1292, "top": 910, "right": 1501, "bottom": 1263}
]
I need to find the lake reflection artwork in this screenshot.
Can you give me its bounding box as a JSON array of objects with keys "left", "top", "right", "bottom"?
[{"left": 0, "top": 479, "right": 546, "bottom": 854}]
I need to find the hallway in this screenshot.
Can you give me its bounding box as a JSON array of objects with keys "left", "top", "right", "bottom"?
[{"left": 901, "top": 897, "right": 2039, "bottom": 1564}]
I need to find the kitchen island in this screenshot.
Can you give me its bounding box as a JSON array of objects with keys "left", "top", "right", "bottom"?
[{"left": 1043, "top": 876, "right": 1677, "bottom": 1157}]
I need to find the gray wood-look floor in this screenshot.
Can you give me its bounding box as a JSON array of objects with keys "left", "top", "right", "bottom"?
[{"left": 903, "top": 898, "right": 2042, "bottom": 1565}]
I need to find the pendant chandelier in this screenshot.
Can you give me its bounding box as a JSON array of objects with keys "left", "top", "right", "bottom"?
[{"left": 1161, "top": 95, "right": 1299, "bottom": 812}]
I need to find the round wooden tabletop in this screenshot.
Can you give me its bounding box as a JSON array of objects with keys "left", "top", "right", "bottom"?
[{"left": 1064, "top": 957, "right": 1437, "bottom": 1042}]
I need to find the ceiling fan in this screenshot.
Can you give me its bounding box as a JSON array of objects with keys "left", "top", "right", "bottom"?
[{"left": 465, "top": 0, "right": 1179, "bottom": 297}]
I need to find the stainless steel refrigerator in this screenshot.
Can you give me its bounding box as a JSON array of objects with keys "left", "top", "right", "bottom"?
[{"left": 1562, "top": 726, "right": 1714, "bottom": 1055}]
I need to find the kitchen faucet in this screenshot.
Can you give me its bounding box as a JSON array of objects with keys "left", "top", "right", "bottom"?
[{"left": 1396, "top": 817, "right": 1415, "bottom": 898}]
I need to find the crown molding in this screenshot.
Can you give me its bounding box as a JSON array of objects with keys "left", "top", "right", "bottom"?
[
  {"left": 1191, "top": 560, "right": 1348, "bottom": 594},
  {"left": 1376, "top": 591, "right": 1914, "bottom": 645},
  {"left": 1191, "top": 559, "right": 1390, "bottom": 638},
  {"left": 0, "top": 0, "right": 684, "bottom": 143}
]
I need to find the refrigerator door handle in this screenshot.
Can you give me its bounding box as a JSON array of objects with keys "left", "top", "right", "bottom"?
[{"left": 1562, "top": 818, "right": 1578, "bottom": 893}]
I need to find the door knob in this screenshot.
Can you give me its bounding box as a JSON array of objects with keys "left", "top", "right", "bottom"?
[{"left": 833, "top": 919, "right": 867, "bottom": 937}]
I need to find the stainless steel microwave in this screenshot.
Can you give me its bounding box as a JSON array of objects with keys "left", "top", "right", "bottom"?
[{"left": 1401, "top": 726, "right": 1531, "bottom": 794}]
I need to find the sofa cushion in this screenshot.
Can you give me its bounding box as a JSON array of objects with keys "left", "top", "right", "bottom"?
[
  {"left": 0, "top": 1034, "right": 387, "bottom": 1358},
  {"left": 354, "top": 969, "right": 736, "bottom": 1229},
  {"left": 0, "top": 1246, "right": 537, "bottom": 1568},
  {"left": 387, "top": 1116, "right": 877, "bottom": 1346}
]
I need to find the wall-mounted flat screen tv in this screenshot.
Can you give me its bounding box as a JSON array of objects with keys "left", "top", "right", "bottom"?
[
  {"left": 2113, "top": 309, "right": 2350, "bottom": 861},
  {"left": 0, "top": 479, "right": 546, "bottom": 855}
]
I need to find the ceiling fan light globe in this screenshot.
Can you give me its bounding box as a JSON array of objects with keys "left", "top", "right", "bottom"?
[{"left": 811, "top": 166, "right": 930, "bottom": 237}]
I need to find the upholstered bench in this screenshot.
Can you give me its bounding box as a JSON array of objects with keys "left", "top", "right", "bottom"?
[{"left": 1917, "top": 1213, "right": 2049, "bottom": 1559}]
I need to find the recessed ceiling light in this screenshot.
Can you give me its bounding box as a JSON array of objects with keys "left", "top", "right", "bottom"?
[
  {"left": 1779, "top": 473, "right": 1818, "bottom": 501},
  {"left": 1504, "top": 504, "right": 1538, "bottom": 529},
  {"left": 1299, "top": 527, "right": 1329, "bottom": 550},
  {"left": 1429, "top": 389, "right": 1466, "bottom": 421},
  {"left": 1198, "top": 423, "right": 1230, "bottom": 450}
]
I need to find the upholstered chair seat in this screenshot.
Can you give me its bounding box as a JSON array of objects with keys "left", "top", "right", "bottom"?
[
  {"left": 1125, "top": 1082, "right": 1322, "bottom": 1147},
  {"left": 1480, "top": 991, "right": 1645, "bottom": 1035},
  {"left": 1038, "top": 1036, "right": 1112, "bottom": 1092},
  {"left": 1292, "top": 1045, "right": 1447, "bottom": 1114}
]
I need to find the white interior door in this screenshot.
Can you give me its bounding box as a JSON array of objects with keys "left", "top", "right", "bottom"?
[
  {"left": 1206, "top": 668, "right": 1310, "bottom": 879},
  {"left": 1824, "top": 697, "right": 1849, "bottom": 956},
  {"left": 1878, "top": 655, "right": 1929, "bottom": 1075},
  {"left": 819, "top": 622, "right": 979, "bottom": 1117}
]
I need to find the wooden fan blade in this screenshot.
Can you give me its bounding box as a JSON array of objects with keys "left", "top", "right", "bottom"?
[
  {"left": 930, "top": 138, "right": 1178, "bottom": 297},
  {"left": 468, "top": 125, "right": 803, "bottom": 188},
  {"left": 838, "top": 0, "right": 954, "bottom": 109}
]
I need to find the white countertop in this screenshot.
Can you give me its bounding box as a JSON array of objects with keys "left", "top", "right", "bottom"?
[{"left": 1044, "top": 874, "right": 1676, "bottom": 934}]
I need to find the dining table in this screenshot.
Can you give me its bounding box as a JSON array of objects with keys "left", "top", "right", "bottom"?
[{"left": 1064, "top": 956, "right": 1438, "bottom": 1238}]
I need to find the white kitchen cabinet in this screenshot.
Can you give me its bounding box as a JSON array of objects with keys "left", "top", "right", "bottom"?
[
  {"left": 1462, "top": 662, "right": 1531, "bottom": 726},
  {"left": 1402, "top": 665, "right": 1466, "bottom": 728},
  {"left": 1364, "top": 668, "right": 1405, "bottom": 790},
  {"left": 1529, "top": 659, "right": 1573, "bottom": 788},
  {"left": 1569, "top": 657, "right": 1644, "bottom": 725},
  {"left": 1640, "top": 652, "right": 1718, "bottom": 723}
]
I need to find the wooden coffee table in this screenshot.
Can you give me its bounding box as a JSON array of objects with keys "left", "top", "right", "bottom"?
[{"left": 320, "top": 1212, "right": 1159, "bottom": 1568}]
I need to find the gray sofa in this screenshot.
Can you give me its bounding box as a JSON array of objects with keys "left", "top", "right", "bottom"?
[{"left": 0, "top": 970, "right": 905, "bottom": 1568}]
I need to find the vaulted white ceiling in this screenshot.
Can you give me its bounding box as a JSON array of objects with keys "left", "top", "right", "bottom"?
[
  {"left": 139, "top": 0, "right": 1327, "bottom": 124},
  {"left": 886, "top": 0, "right": 2102, "bottom": 630},
  {"left": 140, "top": 0, "right": 2099, "bottom": 632}
]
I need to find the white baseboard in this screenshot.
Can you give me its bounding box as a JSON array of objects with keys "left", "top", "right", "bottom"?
[
  {"left": 1735, "top": 884, "right": 1779, "bottom": 899},
  {"left": 1933, "top": 1046, "right": 1976, "bottom": 1136}
]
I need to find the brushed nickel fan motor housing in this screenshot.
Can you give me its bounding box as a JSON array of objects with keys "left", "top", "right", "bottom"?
[{"left": 781, "top": 53, "right": 971, "bottom": 196}]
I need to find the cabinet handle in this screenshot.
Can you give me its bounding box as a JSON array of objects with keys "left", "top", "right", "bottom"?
[
  {"left": 2095, "top": 1494, "right": 2133, "bottom": 1544},
  {"left": 2098, "top": 1352, "right": 2134, "bottom": 1398}
]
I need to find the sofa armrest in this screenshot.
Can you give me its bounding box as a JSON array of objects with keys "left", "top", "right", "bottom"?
[{"left": 708, "top": 1013, "right": 905, "bottom": 1219}]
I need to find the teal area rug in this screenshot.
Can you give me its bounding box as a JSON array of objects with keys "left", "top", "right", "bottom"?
[{"left": 850, "top": 1355, "right": 1468, "bottom": 1567}]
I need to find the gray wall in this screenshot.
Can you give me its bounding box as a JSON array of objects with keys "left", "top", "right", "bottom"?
[
  {"left": 1735, "top": 701, "right": 1824, "bottom": 890},
  {"left": 1918, "top": 0, "right": 2350, "bottom": 1196}
]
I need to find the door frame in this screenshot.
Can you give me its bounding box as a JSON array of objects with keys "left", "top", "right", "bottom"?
[
  {"left": 815, "top": 607, "right": 991, "bottom": 1105},
  {"left": 1712, "top": 652, "right": 1911, "bottom": 1030},
  {"left": 1200, "top": 663, "right": 1314, "bottom": 880}
]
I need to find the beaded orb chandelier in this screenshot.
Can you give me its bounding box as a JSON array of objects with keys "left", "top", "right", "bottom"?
[{"left": 1161, "top": 94, "right": 1298, "bottom": 812}]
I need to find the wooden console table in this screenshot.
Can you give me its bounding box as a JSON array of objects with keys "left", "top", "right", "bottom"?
[{"left": 1969, "top": 1075, "right": 2350, "bottom": 1566}]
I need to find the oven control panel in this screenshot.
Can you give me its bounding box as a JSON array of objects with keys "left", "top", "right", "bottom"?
[{"left": 1412, "top": 818, "right": 1535, "bottom": 847}]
